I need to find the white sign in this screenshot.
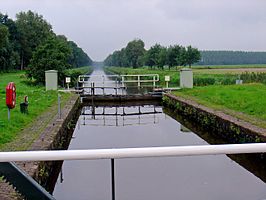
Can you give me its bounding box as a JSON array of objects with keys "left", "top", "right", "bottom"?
[
  {"left": 66, "top": 77, "right": 71, "bottom": 83},
  {"left": 165, "top": 76, "right": 170, "bottom": 82}
]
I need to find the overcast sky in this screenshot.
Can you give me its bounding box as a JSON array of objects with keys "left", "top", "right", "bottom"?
[{"left": 1, "top": 0, "right": 266, "bottom": 61}]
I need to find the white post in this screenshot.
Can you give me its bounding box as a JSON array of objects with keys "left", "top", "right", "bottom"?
[
  {"left": 153, "top": 76, "right": 156, "bottom": 88},
  {"left": 138, "top": 75, "right": 140, "bottom": 87}
]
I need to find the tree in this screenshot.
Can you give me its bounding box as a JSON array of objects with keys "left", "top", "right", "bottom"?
[
  {"left": 145, "top": 44, "right": 163, "bottom": 69},
  {"left": 57, "top": 35, "right": 92, "bottom": 68},
  {"left": 166, "top": 45, "right": 182, "bottom": 69},
  {"left": 185, "top": 46, "right": 201, "bottom": 67},
  {"left": 157, "top": 46, "right": 167, "bottom": 69},
  {"left": 125, "top": 39, "right": 145, "bottom": 68},
  {"left": 16, "top": 10, "right": 54, "bottom": 69},
  {"left": 0, "top": 24, "right": 8, "bottom": 48},
  {"left": 28, "top": 36, "right": 71, "bottom": 84}
]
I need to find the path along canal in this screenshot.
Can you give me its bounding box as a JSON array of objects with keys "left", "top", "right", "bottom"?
[{"left": 53, "top": 69, "right": 266, "bottom": 200}]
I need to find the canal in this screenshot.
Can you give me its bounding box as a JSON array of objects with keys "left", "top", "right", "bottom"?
[{"left": 53, "top": 70, "right": 266, "bottom": 200}]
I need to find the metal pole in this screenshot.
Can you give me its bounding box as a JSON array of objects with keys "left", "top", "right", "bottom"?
[
  {"left": 58, "top": 94, "right": 61, "bottom": 119},
  {"left": 111, "top": 159, "right": 115, "bottom": 200},
  {"left": 138, "top": 76, "right": 140, "bottom": 87},
  {"left": 1, "top": 143, "right": 266, "bottom": 162},
  {"left": 8, "top": 108, "right": 10, "bottom": 121}
]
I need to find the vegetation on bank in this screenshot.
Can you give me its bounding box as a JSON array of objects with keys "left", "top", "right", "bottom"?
[
  {"left": 104, "top": 39, "right": 200, "bottom": 69},
  {"left": 173, "top": 84, "right": 266, "bottom": 128},
  {"left": 63, "top": 66, "right": 93, "bottom": 87},
  {"left": 105, "top": 66, "right": 266, "bottom": 87},
  {"left": 0, "top": 67, "right": 91, "bottom": 148},
  {"left": 198, "top": 51, "right": 266, "bottom": 65},
  {"left": 0, "top": 11, "right": 92, "bottom": 85},
  {"left": 106, "top": 65, "right": 266, "bottom": 128}
]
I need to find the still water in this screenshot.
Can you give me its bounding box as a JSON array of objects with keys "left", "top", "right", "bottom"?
[
  {"left": 53, "top": 103, "right": 266, "bottom": 200},
  {"left": 53, "top": 70, "right": 266, "bottom": 200}
]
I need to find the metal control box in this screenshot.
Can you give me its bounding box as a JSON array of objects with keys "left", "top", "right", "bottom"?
[
  {"left": 45, "top": 70, "right": 58, "bottom": 90},
  {"left": 180, "top": 68, "right": 193, "bottom": 88}
]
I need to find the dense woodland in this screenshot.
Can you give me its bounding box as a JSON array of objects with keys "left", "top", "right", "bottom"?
[
  {"left": 198, "top": 51, "right": 266, "bottom": 65},
  {"left": 0, "top": 11, "right": 92, "bottom": 83},
  {"left": 104, "top": 41, "right": 266, "bottom": 69},
  {"left": 104, "top": 39, "right": 201, "bottom": 69}
]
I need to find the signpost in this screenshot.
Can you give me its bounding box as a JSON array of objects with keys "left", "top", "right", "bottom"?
[
  {"left": 165, "top": 76, "right": 170, "bottom": 88},
  {"left": 65, "top": 77, "right": 71, "bottom": 90}
]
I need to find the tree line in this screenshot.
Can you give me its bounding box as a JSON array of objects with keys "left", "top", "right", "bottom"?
[
  {"left": 0, "top": 11, "right": 92, "bottom": 83},
  {"left": 104, "top": 39, "right": 201, "bottom": 69},
  {"left": 198, "top": 51, "right": 266, "bottom": 65}
]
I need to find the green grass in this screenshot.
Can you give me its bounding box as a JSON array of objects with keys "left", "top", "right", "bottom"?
[
  {"left": 105, "top": 66, "right": 238, "bottom": 87},
  {"left": 192, "top": 64, "right": 266, "bottom": 69},
  {"left": 0, "top": 71, "right": 73, "bottom": 146},
  {"left": 173, "top": 84, "right": 266, "bottom": 128}
]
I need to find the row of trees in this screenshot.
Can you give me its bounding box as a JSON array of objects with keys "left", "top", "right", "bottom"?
[
  {"left": 104, "top": 39, "right": 201, "bottom": 69},
  {"left": 198, "top": 51, "right": 266, "bottom": 65},
  {"left": 0, "top": 11, "right": 92, "bottom": 83}
]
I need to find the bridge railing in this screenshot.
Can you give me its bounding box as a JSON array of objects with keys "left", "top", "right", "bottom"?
[
  {"left": 78, "top": 74, "right": 160, "bottom": 88},
  {"left": 0, "top": 143, "right": 266, "bottom": 162},
  {"left": 1, "top": 143, "right": 265, "bottom": 200}
]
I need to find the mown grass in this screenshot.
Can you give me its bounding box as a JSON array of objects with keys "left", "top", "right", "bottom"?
[
  {"left": 192, "top": 64, "right": 266, "bottom": 69},
  {"left": 0, "top": 71, "right": 79, "bottom": 146},
  {"left": 105, "top": 66, "right": 238, "bottom": 87},
  {"left": 173, "top": 84, "right": 266, "bottom": 128}
]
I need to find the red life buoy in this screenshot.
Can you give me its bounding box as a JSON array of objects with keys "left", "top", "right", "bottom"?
[{"left": 6, "top": 82, "right": 16, "bottom": 109}]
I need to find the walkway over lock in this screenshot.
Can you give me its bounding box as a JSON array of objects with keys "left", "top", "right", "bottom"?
[{"left": 78, "top": 74, "right": 160, "bottom": 95}]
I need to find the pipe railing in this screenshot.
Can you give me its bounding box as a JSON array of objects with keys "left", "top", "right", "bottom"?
[
  {"left": 78, "top": 74, "right": 159, "bottom": 86},
  {"left": 0, "top": 143, "right": 266, "bottom": 162}
]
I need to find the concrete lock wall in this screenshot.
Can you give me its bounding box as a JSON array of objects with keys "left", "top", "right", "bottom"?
[
  {"left": 180, "top": 68, "right": 193, "bottom": 88},
  {"left": 45, "top": 70, "right": 58, "bottom": 91}
]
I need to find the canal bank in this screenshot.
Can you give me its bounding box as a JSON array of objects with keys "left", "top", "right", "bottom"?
[
  {"left": 0, "top": 94, "right": 81, "bottom": 199},
  {"left": 163, "top": 93, "right": 266, "bottom": 143}
]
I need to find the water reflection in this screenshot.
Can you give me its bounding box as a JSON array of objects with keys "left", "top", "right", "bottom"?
[
  {"left": 80, "top": 105, "right": 162, "bottom": 127},
  {"left": 165, "top": 107, "right": 266, "bottom": 183},
  {"left": 53, "top": 102, "right": 266, "bottom": 200}
]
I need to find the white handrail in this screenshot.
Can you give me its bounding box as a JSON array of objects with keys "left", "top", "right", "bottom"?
[
  {"left": 78, "top": 74, "right": 160, "bottom": 84},
  {"left": 0, "top": 143, "right": 265, "bottom": 162}
]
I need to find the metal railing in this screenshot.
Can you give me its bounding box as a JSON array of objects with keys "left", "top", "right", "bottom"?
[
  {"left": 78, "top": 74, "right": 160, "bottom": 88},
  {"left": 0, "top": 143, "right": 266, "bottom": 162},
  {"left": 1, "top": 143, "right": 265, "bottom": 200}
]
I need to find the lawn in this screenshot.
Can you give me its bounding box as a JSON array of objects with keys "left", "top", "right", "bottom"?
[
  {"left": 105, "top": 66, "right": 239, "bottom": 87},
  {"left": 105, "top": 65, "right": 266, "bottom": 87},
  {"left": 192, "top": 64, "right": 266, "bottom": 69},
  {"left": 0, "top": 68, "right": 91, "bottom": 147},
  {"left": 173, "top": 84, "right": 266, "bottom": 128}
]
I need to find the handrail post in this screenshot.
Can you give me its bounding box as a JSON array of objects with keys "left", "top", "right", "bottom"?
[
  {"left": 111, "top": 158, "right": 115, "bottom": 200},
  {"left": 137, "top": 75, "right": 140, "bottom": 87}
]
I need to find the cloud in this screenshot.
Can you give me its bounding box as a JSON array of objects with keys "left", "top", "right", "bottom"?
[{"left": 1, "top": 0, "right": 266, "bottom": 60}]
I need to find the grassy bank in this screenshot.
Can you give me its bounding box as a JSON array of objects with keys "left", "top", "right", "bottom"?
[
  {"left": 105, "top": 65, "right": 266, "bottom": 87},
  {"left": 173, "top": 84, "right": 266, "bottom": 128},
  {"left": 105, "top": 66, "right": 239, "bottom": 87},
  {"left": 193, "top": 64, "right": 266, "bottom": 69},
  {"left": 0, "top": 68, "right": 90, "bottom": 149}
]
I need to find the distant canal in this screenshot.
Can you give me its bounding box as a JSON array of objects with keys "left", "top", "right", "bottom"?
[{"left": 53, "top": 70, "right": 266, "bottom": 200}]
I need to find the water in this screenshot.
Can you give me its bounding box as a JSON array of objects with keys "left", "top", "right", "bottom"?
[{"left": 53, "top": 70, "right": 266, "bottom": 200}]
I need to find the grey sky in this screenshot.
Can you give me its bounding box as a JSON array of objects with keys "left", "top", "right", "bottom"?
[{"left": 1, "top": 0, "right": 266, "bottom": 61}]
